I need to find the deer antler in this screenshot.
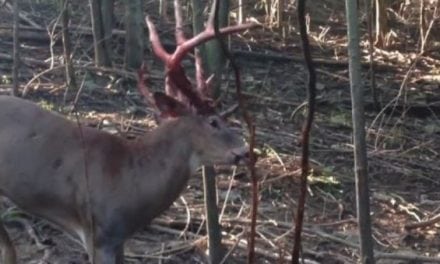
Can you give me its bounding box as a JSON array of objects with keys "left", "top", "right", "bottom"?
[
  {"left": 137, "top": 63, "right": 161, "bottom": 112},
  {"left": 145, "top": 0, "right": 259, "bottom": 114}
]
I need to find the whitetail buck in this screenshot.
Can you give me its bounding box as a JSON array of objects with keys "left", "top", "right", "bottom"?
[{"left": 0, "top": 1, "right": 257, "bottom": 263}]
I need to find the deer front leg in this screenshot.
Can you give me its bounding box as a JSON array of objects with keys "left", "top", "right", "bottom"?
[
  {"left": 94, "top": 246, "right": 124, "bottom": 264},
  {"left": 86, "top": 233, "right": 124, "bottom": 264},
  {"left": 0, "top": 221, "right": 16, "bottom": 264},
  {"left": 87, "top": 244, "right": 124, "bottom": 264}
]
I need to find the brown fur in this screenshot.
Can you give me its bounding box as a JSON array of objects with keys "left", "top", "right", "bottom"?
[{"left": 0, "top": 95, "right": 247, "bottom": 264}]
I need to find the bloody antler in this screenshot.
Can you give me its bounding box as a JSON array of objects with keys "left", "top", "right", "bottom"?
[
  {"left": 137, "top": 63, "right": 153, "bottom": 102},
  {"left": 144, "top": 0, "right": 259, "bottom": 114}
]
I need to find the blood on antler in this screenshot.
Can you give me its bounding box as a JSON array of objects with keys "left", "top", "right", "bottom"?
[{"left": 139, "top": 0, "right": 258, "bottom": 115}]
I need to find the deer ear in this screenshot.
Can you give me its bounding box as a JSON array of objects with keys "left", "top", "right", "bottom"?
[{"left": 153, "top": 92, "right": 189, "bottom": 118}]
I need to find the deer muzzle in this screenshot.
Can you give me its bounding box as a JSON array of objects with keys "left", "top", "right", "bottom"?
[{"left": 231, "top": 146, "right": 250, "bottom": 165}]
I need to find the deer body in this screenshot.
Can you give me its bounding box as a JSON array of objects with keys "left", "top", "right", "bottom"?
[{"left": 0, "top": 95, "right": 247, "bottom": 263}]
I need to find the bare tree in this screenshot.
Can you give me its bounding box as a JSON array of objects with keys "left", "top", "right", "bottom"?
[
  {"left": 364, "top": 0, "right": 379, "bottom": 110},
  {"left": 345, "top": 0, "right": 375, "bottom": 263},
  {"left": 89, "top": 0, "right": 113, "bottom": 66},
  {"left": 192, "top": 1, "right": 227, "bottom": 262},
  {"left": 202, "top": 166, "right": 225, "bottom": 264},
  {"left": 206, "top": 0, "right": 229, "bottom": 96},
  {"left": 238, "top": 0, "right": 246, "bottom": 24},
  {"left": 60, "top": 0, "right": 77, "bottom": 92},
  {"left": 374, "top": 0, "right": 390, "bottom": 48},
  {"left": 291, "top": 0, "right": 316, "bottom": 262},
  {"left": 124, "top": 0, "right": 144, "bottom": 69}
]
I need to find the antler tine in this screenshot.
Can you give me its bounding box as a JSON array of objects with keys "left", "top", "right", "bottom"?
[
  {"left": 145, "top": 16, "right": 170, "bottom": 63},
  {"left": 170, "top": 21, "right": 259, "bottom": 68},
  {"left": 145, "top": 15, "right": 183, "bottom": 102},
  {"left": 167, "top": 64, "right": 207, "bottom": 111},
  {"left": 174, "top": 0, "right": 187, "bottom": 45},
  {"left": 145, "top": 4, "right": 259, "bottom": 72},
  {"left": 137, "top": 63, "right": 155, "bottom": 107}
]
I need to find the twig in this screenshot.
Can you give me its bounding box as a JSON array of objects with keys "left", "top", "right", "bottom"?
[
  {"left": 405, "top": 213, "right": 440, "bottom": 230},
  {"left": 125, "top": 238, "right": 199, "bottom": 260},
  {"left": 178, "top": 196, "right": 191, "bottom": 240},
  {"left": 289, "top": 101, "right": 308, "bottom": 121},
  {"left": 148, "top": 224, "right": 201, "bottom": 239},
  {"left": 219, "top": 167, "right": 237, "bottom": 222},
  {"left": 312, "top": 228, "right": 359, "bottom": 249},
  {"left": 22, "top": 65, "right": 65, "bottom": 96},
  {"left": 292, "top": 0, "right": 317, "bottom": 262},
  {"left": 219, "top": 231, "right": 244, "bottom": 264}
]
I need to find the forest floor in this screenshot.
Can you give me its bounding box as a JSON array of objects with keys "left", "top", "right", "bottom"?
[{"left": 0, "top": 0, "right": 439, "bottom": 263}]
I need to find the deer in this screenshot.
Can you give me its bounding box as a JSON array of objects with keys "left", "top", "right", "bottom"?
[{"left": 0, "top": 1, "right": 257, "bottom": 263}]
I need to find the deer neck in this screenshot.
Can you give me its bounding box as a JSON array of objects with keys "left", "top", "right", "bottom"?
[
  {"left": 140, "top": 118, "right": 201, "bottom": 173},
  {"left": 129, "top": 119, "right": 201, "bottom": 222}
]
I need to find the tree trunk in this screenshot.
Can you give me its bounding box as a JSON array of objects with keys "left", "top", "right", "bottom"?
[
  {"left": 89, "top": 0, "right": 113, "bottom": 67},
  {"left": 345, "top": 0, "right": 375, "bottom": 263},
  {"left": 374, "top": 0, "right": 389, "bottom": 48},
  {"left": 124, "top": 0, "right": 144, "bottom": 70},
  {"left": 202, "top": 166, "right": 226, "bottom": 264},
  {"left": 192, "top": 2, "right": 228, "bottom": 263},
  {"left": 204, "top": 0, "right": 229, "bottom": 98},
  {"left": 238, "top": 0, "right": 246, "bottom": 24},
  {"left": 60, "top": 0, "right": 77, "bottom": 93}
]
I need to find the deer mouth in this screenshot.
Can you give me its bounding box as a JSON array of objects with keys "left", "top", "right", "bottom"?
[{"left": 231, "top": 147, "right": 250, "bottom": 166}]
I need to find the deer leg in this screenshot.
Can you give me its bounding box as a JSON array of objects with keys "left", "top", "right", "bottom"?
[
  {"left": 90, "top": 244, "right": 124, "bottom": 264},
  {"left": 0, "top": 220, "right": 16, "bottom": 264},
  {"left": 115, "top": 245, "right": 124, "bottom": 264},
  {"left": 86, "top": 235, "right": 124, "bottom": 264}
]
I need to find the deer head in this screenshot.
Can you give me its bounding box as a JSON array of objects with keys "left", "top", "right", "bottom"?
[{"left": 137, "top": 0, "right": 258, "bottom": 164}]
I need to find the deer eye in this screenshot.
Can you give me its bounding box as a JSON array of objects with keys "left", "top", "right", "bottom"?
[{"left": 209, "top": 118, "right": 219, "bottom": 129}]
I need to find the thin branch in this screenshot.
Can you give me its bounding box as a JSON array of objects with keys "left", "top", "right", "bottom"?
[{"left": 291, "top": 0, "right": 317, "bottom": 262}]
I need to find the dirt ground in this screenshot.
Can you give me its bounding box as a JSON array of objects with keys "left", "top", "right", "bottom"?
[{"left": 0, "top": 0, "right": 439, "bottom": 263}]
